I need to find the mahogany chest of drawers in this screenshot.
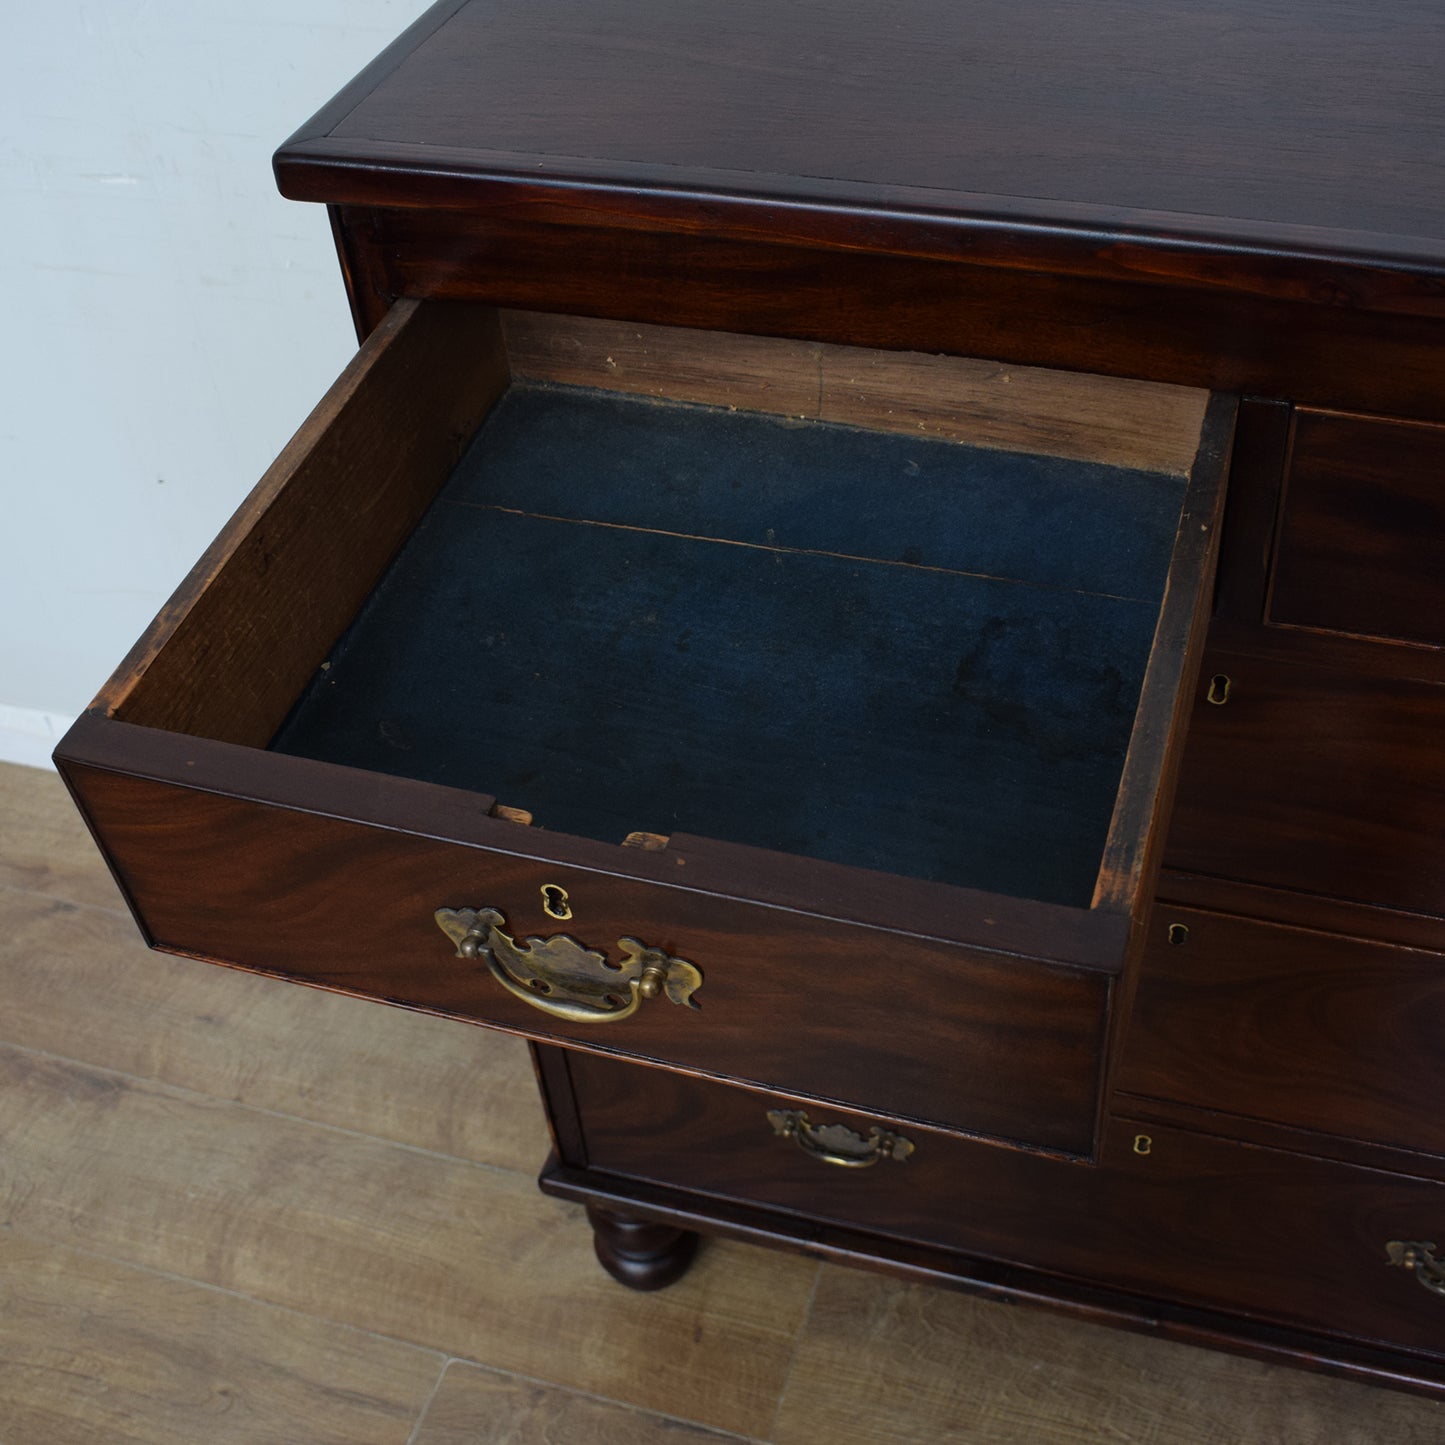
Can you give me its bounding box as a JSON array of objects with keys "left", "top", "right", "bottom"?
[{"left": 57, "top": 0, "right": 1445, "bottom": 1396}]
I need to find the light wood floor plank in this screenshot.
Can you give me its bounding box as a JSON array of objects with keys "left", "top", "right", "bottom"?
[
  {"left": 0, "top": 1044, "right": 813, "bottom": 1440},
  {"left": 0, "top": 886, "right": 547, "bottom": 1173},
  {"left": 770, "top": 1266, "right": 1445, "bottom": 1444},
  {"left": 0, "top": 763, "right": 125, "bottom": 912},
  {"left": 409, "top": 1359, "right": 749, "bottom": 1443},
  {"left": 0, "top": 1232, "right": 442, "bottom": 1445}
]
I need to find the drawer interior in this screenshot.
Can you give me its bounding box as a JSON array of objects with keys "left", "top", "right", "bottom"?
[
  {"left": 85, "top": 297, "right": 1226, "bottom": 948},
  {"left": 268, "top": 366, "right": 1187, "bottom": 907}
]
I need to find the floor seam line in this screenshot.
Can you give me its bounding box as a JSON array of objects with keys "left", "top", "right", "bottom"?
[{"left": 763, "top": 1260, "right": 825, "bottom": 1443}]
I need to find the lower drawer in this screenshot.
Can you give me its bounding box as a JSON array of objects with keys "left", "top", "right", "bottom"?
[
  {"left": 569, "top": 1051, "right": 1445, "bottom": 1358},
  {"left": 1116, "top": 904, "right": 1445, "bottom": 1158}
]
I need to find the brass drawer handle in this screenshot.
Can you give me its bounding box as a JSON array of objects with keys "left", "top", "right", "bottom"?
[
  {"left": 1387, "top": 1240, "right": 1445, "bottom": 1298},
  {"left": 767, "top": 1109, "right": 915, "bottom": 1168},
  {"left": 434, "top": 907, "right": 702, "bottom": 1024}
]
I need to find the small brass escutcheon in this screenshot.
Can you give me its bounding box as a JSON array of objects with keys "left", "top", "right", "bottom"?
[
  {"left": 767, "top": 1108, "right": 914, "bottom": 1168},
  {"left": 540, "top": 884, "right": 572, "bottom": 921},
  {"left": 434, "top": 906, "right": 702, "bottom": 1024},
  {"left": 1133, "top": 1134, "right": 1153, "bottom": 1156},
  {"left": 1167, "top": 923, "right": 1190, "bottom": 946},
  {"left": 1386, "top": 1240, "right": 1445, "bottom": 1298},
  {"left": 1206, "top": 673, "right": 1232, "bottom": 706}
]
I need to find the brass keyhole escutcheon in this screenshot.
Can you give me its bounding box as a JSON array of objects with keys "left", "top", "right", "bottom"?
[
  {"left": 1133, "top": 1134, "right": 1153, "bottom": 1156},
  {"left": 541, "top": 884, "right": 572, "bottom": 921},
  {"left": 1168, "top": 923, "right": 1190, "bottom": 946},
  {"left": 1206, "top": 673, "right": 1232, "bottom": 706}
]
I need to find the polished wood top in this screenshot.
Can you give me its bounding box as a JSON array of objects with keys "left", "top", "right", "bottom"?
[{"left": 278, "top": 0, "right": 1445, "bottom": 289}]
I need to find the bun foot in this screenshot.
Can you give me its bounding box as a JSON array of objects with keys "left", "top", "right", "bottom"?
[{"left": 586, "top": 1203, "right": 700, "bottom": 1291}]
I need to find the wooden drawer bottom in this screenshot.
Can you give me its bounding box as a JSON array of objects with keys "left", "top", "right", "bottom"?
[{"left": 567, "top": 1052, "right": 1445, "bottom": 1361}]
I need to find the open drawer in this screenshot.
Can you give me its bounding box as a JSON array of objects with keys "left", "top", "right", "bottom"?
[{"left": 56, "top": 299, "right": 1234, "bottom": 1160}]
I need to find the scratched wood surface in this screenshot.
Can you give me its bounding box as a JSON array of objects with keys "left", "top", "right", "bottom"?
[{"left": 5, "top": 758, "right": 1444, "bottom": 1443}]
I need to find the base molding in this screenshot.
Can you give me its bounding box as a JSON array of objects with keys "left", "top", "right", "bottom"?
[{"left": 540, "top": 1158, "right": 1445, "bottom": 1400}]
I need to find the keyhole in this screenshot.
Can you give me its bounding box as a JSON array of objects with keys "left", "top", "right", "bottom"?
[
  {"left": 541, "top": 884, "right": 572, "bottom": 921},
  {"left": 1133, "top": 1134, "right": 1153, "bottom": 1156},
  {"left": 1206, "top": 674, "right": 1232, "bottom": 706},
  {"left": 1167, "top": 923, "right": 1190, "bottom": 947}
]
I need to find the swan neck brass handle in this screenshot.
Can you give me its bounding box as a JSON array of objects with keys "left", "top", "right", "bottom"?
[
  {"left": 767, "top": 1109, "right": 915, "bottom": 1168},
  {"left": 434, "top": 907, "right": 702, "bottom": 1025},
  {"left": 1387, "top": 1240, "right": 1445, "bottom": 1298}
]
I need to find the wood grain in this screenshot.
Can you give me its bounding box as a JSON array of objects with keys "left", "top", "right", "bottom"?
[
  {"left": 0, "top": 886, "right": 546, "bottom": 1172},
  {"left": 1269, "top": 409, "right": 1445, "bottom": 648},
  {"left": 58, "top": 713, "right": 1128, "bottom": 965},
  {"left": 502, "top": 309, "right": 1210, "bottom": 474},
  {"left": 0, "top": 1043, "right": 814, "bottom": 1439},
  {"left": 62, "top": 759, "right": 1114, "bottom": 1157},
  {"left": 1165, "top": 649, "right": 1445, "bottom": 929},
  {"left": 410, "top": 1360, "right": 743, "bottom": 1444},
  {"left": 1116, "top": 905, "right": 1445, "bottom": 1158},
  {"left": 1091, "top": 392, "right": 1233, "bottom": 912},
  {"left": 0, "top": 1233, "right": 441, "bottom": 1445},
  {"left": 278, "top": 0, "right": 1445, "bottom": 319},
  {"left": 0, "top": 762, "right": 126, "bottom": 912},
  {"left": 772, "top": 1266, "right": 1445, "bottom": 1445},
  {"left": 567, "top": 1051, "right": 1445, "bottom": 1358},
  {"left": 102, "top": 299, "right": 509, "bottom": 745},
  {"left": 352, "top": 208, "right": 1445, "bottom": 423}
]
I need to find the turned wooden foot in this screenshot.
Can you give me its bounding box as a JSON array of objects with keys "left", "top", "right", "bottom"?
[{"left": 586, "top": 1203, "right": 700, "bottom": 1291}]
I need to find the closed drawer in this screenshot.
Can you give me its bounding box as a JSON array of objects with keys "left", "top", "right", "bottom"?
[
  {"left": 56, "top": 299, "right": 1232, "bottom": 1159},
  {"left": 570, "top": 1051, "right": 1445, "bottom": 1359},
  {"left": 1270, "top": 410, "right": 1445, "bottom": 650},
  {"left": 1117, "top": 905, "right": 1445, "bottom": 1156},
  {"left": 1165, "top": 649, "right": 1445, "bottom": 924}
]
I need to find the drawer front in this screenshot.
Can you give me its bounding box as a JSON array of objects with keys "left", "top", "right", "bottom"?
[
  {"left": 64, "top": 752, "right": 1108, "bottom": 1155},
  {"left": 1270, "top": 410, "right": 1445, "bottom": 650},
  {"left": 1165, "top": 650, "right": 1445, "bottom": 925},
  {"left": 570, "top": 1051, "right": 1445, "bottom": 1357},
  {"left": 1117, "top": 905, "right": 1445, "bottom": 1157}
]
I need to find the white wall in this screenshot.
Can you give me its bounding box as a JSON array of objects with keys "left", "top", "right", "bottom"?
[{"left": 3, "top": 2, "right": 427, "bottom": 765}]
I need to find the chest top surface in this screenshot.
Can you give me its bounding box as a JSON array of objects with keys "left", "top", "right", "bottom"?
[{"left": 278, "top": 0, "right": 1445, "bottom": 280}]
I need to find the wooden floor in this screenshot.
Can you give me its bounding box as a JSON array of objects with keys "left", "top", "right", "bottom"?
[{"left": 2, "top": 759, "right": 1441, "bottom": 1444}]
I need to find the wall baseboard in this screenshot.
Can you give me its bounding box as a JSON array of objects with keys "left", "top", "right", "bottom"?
[{"left": 0, "top": 704, "right": 76, "bottom": 771}]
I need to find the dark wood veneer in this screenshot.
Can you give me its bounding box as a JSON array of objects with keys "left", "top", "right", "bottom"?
[
  {"left": 341, "top": 208, "right": 1445, "bottom": 422},
  {"left": 565, "top": 1051, "right": 1445, "bottom": 1363},
  {"left": 59, "top": 740, "right": 1115, "bottom": 1156},
  {"left": 1269, "top": 410, "right": 1445, "bottom": 649},
  {"left": 1119, "top": 906, "right": 1445, "bottom": 1158},
  {"left": 1166, "top": 651, "right": 1445, "bottom": 927},
  {"left": 277, "top": 0, "right": 1445, "bottom": 324}
]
